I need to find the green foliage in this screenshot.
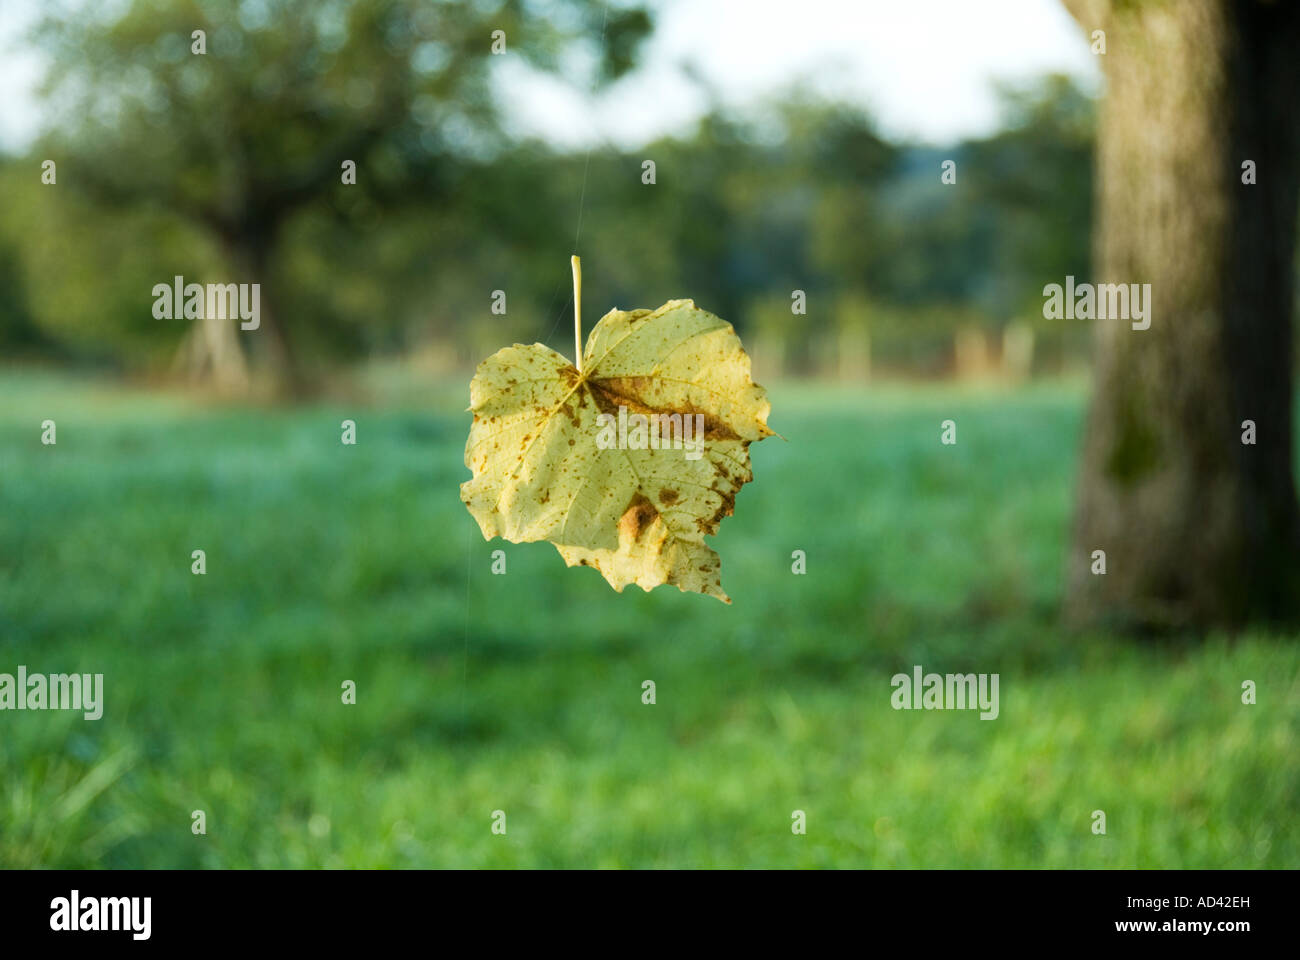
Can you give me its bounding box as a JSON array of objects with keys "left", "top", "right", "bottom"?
[
  {"left": 0, "top": 160, "right": 219, "bottom": 366},
  {"left": 1, "top": 371, "right": 1294, "bottom": 867},
  {"left": 964, "top": 74, "right": 1095, "bottom": 322}
]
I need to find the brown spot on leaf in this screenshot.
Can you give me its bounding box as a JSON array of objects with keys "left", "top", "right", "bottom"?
[
  {"left": 586, "top": 378, "right": 742, "bottom": 441},
  {"left": 694, "top": 492, "right": 736, "bottom": 535},
  {"left": 658, "top": 488, "right": 679, "bottom": 505},
  {"left": 618, "top": 492, "right": 659, "bottom": 543}
]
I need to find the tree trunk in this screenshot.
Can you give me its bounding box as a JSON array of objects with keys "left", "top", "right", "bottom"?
[
  {"left": 1002, "top": 321, "right": 1035, "bottom": 382},
  {"left": 172, "top": 310, "right": 251, "bottom": 395},
  {"left": 1065, "top": 0, "right": 1300, "bottom": 629},
  {"left": 222, "top": 227, "right": 305, "bottom": 399},
  {"left": 954, "top": 325, "right": 991, "bottom": 379}
]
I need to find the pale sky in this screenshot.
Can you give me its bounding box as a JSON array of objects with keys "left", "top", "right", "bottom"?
[
  {"left": 499, "top": 0, "right": 1100, "bottom": 147},
  {"left": 0, "top": 0, "right": 1100, "bottom": 152}
]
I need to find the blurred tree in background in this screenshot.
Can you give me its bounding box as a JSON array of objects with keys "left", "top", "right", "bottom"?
[{"left": 20, "top": 0, "right": 651, "bottom": 394}]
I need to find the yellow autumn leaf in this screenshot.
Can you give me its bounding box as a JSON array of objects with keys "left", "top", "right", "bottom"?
[{"left": 460, "top": 280, "right": 773, "bottom": 603}]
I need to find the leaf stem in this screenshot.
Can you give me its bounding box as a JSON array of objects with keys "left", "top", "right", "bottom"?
[{"left": 572, "top": 255, "right": 583, "bottom": 372}]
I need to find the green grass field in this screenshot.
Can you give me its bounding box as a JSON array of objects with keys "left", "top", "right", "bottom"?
[{"left": 1, "top": 368, "right": 1296, "bottom": 868}]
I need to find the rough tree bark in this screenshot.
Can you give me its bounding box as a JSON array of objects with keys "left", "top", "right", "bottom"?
[{"left": 1063, "top": 0, "right": 1300, "bottom": 629}]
